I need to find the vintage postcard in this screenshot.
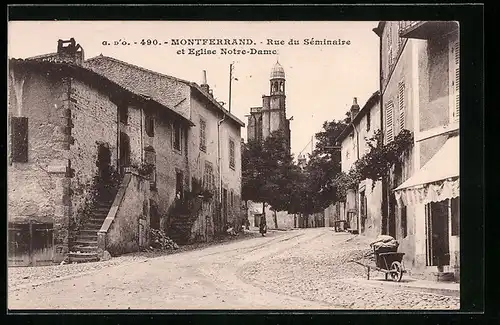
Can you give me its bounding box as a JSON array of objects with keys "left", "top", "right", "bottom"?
[{"left": 8, "top": 19, "right": 461, "bottom": 310}]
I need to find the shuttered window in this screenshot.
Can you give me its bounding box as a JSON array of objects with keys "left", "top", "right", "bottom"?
[
  {"left": 398, "top": 81, "right": 406, "bottom": 132},
  {"left": 11, "top": 116, "right": 29, "bottom": 163},
  {"left": 385, "top": 100, "right": 394, "bottom": 143},
  {"left": 229, "top": 139, "right": 235, "bottom": 169},
  {"left": 199, "top": 118, "right": 206, "bottom": 152},
  {"left": 450, "top": 40, "right": 460, "bottom": 123}
]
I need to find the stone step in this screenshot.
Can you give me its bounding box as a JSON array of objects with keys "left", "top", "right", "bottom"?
[
  {"left": 87, "top": 218, "right": 106, "bottom": 224},
  {"left": 74, "top": 239, "right": 98, "bottom": 246},
  {"left": 80, "top": 229, "right": 98, "bottom": 236},
  {"left": 92, "top": 207, "right": 110, "bottom": 214},
  {"left": 77, "top": 234, "right": 98, "bottom": 241},
  {"left": 68, "top": 251, "right": 99, "bottom": 263},
  {"left": 70, "top": 245, "right": 98, "bottom": 253}
]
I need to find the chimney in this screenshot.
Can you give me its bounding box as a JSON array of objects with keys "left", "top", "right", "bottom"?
[
  {"left": 57, "top": 38, "right": 84, "bottom": 65},
  {"left": 200, "top": 70, "right": 210, "bottom": 94},
  {"left": 350, "top": 97, "right": 360, "bottom": 121}
]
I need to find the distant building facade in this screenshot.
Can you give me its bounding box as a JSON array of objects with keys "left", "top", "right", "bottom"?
[
  {"left": 246, "top": 61, "right": 291, "bottom": 150},
  {"left": 324, "top": 92, "right": 381, "bottom": 236}
]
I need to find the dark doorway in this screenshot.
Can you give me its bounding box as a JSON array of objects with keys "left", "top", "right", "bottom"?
[
  {"left": 426, "top": 200, "right": 450, "bottom": 268},
  {"left": 150, "top": 200, "right": 160, "bottom": 230},
  {"left": 360, "top": 190, "right": 367, "bottom": 233},
  {"left": 96, "top": 143, "right": 114, "bottom": 200},
  {"left": 119, "top": 132, "right": 131, "bottom": 175},
  {"left": 175, "top": 170, "right": 184, "bottom": 199},
  {"left": 388, "top": 192, "right": 397, "bottom": 238}
]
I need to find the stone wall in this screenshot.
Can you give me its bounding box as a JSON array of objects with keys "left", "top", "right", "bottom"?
[
  {"left": 69, "top": 79, "right": 119, "bottom": 227},
  {"left": 8, "top": 67, "right": 72, "bottom": 262},
  {"left": 101, "top": 171, "right": 150, "bottom": 255}
]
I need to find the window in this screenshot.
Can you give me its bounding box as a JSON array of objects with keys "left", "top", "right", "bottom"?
[
  {"left": 449, "top": 38, "right": 460, "bottom": 123},
  {"left": 119, "top": 102, "right": 128, "bottom": 124},
  {"left": 203, "top": 161, "right": 215, "bottom": 191},
  {"left": 10, "top": 116, "right": 28, "bottom": 163},
  {"left": 230, "top": 190, "right": 234, "bottom": 209},
  {"left": 145, "top": 113, "right": 155, "bottom": 137},
  {"left": 385, "top": 100, "right": 395, "bottom": 143},
  {"left": 199, "top": 118, "right": 206, "bottom": 152},
  {"left": 366, "top": 110, "right": 371, "bottom": 132},
  {"left": 451, "top": 197, "right": 459, "bottom": 236},
  {"left": 229, "top": 139, "right": 235, "bottom": 169},
  {"left": 173, "top": 120, "right": 181, "bottom": 152},
  {"left": 401, "top": 205, "right": 408, "bottom": 238},
  {"left": 398, "top": 81, "right": 406, "bottom": 133}
]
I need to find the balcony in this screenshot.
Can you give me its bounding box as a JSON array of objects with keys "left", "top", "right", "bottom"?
[{"left": 399, "top": 21, "right": 458, "bottom": 40}]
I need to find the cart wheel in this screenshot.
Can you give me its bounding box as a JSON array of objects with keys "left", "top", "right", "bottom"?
[{"left": 390, "top": 261, "right": 403, "bottom": 282}]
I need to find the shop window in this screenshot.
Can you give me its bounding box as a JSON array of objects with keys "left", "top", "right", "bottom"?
[{"left": 11, "top": 116, "right": 28, "bottom": 163}]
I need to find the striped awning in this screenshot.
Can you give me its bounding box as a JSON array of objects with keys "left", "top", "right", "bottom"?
[{"left": 394, "top": 135, "right": 459, "bottom": 207}]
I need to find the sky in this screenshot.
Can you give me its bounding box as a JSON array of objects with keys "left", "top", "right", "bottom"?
[{"left": 8, "top": 21, "right": 380, "bottom": 158}]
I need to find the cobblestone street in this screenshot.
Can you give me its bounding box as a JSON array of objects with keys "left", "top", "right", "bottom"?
[{"left": 9, "top": 228, "right": 459, "bottom": 310}]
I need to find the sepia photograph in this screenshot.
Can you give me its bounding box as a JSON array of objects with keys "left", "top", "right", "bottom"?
[{"left": 7, "top": 17, "right": 466, "bottom": 311}]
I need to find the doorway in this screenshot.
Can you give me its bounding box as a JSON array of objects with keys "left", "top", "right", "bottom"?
[
  {"left": 119, "top": 132, "right": 130, "bottom": 175},
  {"left": 426, "top": 200, "right": 451, "bottom": 268},
  {"left": 360, "top": 190, "right": 367, "bottom": 233}
]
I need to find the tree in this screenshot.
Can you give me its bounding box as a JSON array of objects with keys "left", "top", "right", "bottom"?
[
  {"left": 242, "top": 129, "right": 298, "bottom": 229},
  {"left": 303, "top": 119, "right": 348, "bottom": 212}
]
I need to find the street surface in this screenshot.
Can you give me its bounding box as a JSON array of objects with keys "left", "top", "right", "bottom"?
[{"left": 8, "top": 228, "right": 459, "bottom": 310}]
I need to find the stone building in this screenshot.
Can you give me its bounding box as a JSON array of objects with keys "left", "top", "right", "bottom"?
[
  {"left": 8, "top": 38, "right": 244, "bottom": 266},
  {"left": 246, "top": 61, "right": 291, "bottom": 150},
  {"left": 323, "top": 92, "right": 381, "bottom": 236},
  {"left": 373, "top": 21, "right": 460, "bottom": 281},
  {"left": 84, "top": 56, "right": 245, "bottom": 243}
]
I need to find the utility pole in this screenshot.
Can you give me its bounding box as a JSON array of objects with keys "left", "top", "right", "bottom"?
[{"left": 229, "top": 63, "right": 233, "bottom": 113}]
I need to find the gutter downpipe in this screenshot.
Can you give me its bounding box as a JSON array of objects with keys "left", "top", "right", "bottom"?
[
  {"left": 374, "top": 23, "right": 388, "bottom": 235},
  {"left": 217, "top": 113, "right": 227, "bottom": 228}
]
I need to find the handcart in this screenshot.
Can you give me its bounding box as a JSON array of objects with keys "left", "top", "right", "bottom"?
[{"left": 349, "top": 235, "right": 406, "bottom": 282}]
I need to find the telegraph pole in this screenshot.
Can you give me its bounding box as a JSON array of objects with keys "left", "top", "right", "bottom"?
[{"left": 229, "top": 63, "right": 233, "bottom": 113}]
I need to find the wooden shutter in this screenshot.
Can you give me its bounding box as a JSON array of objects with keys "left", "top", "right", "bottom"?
[
  {"left": 199, "top": 119, "right": 206, "bottom": 152},
  {"left": 11, "top": 116, "right": 29, "bottom": 162},
  {"left": 450, "top": 40, "right": 460, "bottom": 123},
  {"left": 386, "top": 100, "right": 394, "bottom": 143},
  {"left": 398, "top": 81, "right": 406, "bottom": 132}
]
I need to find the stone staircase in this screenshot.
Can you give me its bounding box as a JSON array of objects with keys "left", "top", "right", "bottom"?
[
  {"left": 68, "top": 197, "right": 114, "bottom": 263},
  {"left": 167, "top": 198, "right": 203, "bottom": 245},
  {"left": 167, "top": 215, "right": 199, "bottom": 245}
]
